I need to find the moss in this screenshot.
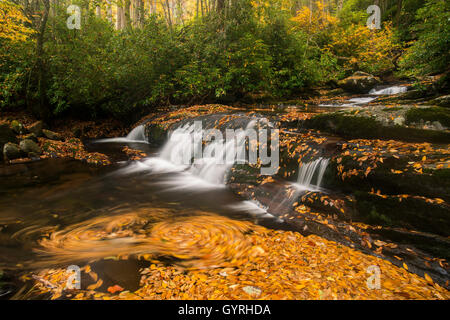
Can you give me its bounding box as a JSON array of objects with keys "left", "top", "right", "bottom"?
[
  {"left": 324, "top": 158, "right": 450, "bottom": 202},
  {"left": 145, "top": 123, "right": 167, "bottom": 146},
  {"left": 371, "top": 228, "right": 450, "bottom": 261},
  {"left": 227, "top": 164, "right": 261, "bottom": 185},
  {"left": 303, "top": 113, "right": 450, "bottom": 143},
  {"left": 405, "top": 107, "right": 450, "bottom": 127},
  {"left": 353, "top": 191, "right": 450, "bottom": 237},
  {"left": 382, "top": 107, "right": 403, "bottom": 112}
]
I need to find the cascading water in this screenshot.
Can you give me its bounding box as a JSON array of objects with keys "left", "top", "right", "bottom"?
[
  {"left": 269, "top": 157, "right": 329, "bottom": 215},
  {"left": 93, "top": 124, "right": 148, "bottom": 143},
  {"left": 158, "top": 120, "right": 260, "bottom": 185},
  {"left": 369, "top": 86, "right": 408, "bottom": 95},
  {"left": 295, "top": 157, "right": 329, "bottom": 191},
  {"left": 319, "top": 85, "right": 409, "bottom": 107},
  {"left": 126, "top": 125, "right": 147, "bottom": 141}
]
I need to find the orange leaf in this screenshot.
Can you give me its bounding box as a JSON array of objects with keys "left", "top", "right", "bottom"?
[{"left": 107, "top": 284, "right": 124, "bottom": 294}]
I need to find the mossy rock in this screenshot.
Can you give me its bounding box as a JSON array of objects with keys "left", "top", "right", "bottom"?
[
  {"left": 323, "top": 157, "right": 450, "bottom": 202},
  {"left": 3, "top": 142, "right": 21, "bottom": 161},
  {"left": 369, "top": 228, "right": 450, "bottom": 261},
  {"left": 144, "top": 123, "right": 168, "bottom": 146},
  {"left": 227, "top": 163, "right": 262, "bottom": 186},
  {"left": 303, "top": 113, "right": 450, "bottom": 143},
  {"left": 432, "top": 95, "right": 450, "bottom": 108},
  {"left": 19, "top": 139, "right": 42, "bottom": 155},
  {"left": 352, "top": 191, "right": 450, "bottom": 238},
  {"left": 337, "top": 72, "right": 381, "bottom": 93},
  {"left": 42, "top": 129, "right": 63, "bottom": 141},
  {"left": 405, "top": 107, "right": 450, "bottom": 127}
]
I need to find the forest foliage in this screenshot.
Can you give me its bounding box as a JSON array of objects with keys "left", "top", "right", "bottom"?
[{"left": 0, "top": 0, "right": 448, "bottom": 120}]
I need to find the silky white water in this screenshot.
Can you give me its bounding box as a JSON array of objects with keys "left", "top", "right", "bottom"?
[
  {"left": 93, "top": 124, "right": 148, "bottom": 143},
  {"left": 369, "top": 86, "right": 408, "bottom": 95},
  {"left": 295, "top": 157, "right": 330, "bottom": 191},
  {"left": 157, "top": 120, "right": 264, "bottom": 185}
]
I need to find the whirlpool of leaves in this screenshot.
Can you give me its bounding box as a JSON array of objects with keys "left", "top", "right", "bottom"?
[{"left": 28, "top": 213, "right": 450, "bottom": 300}]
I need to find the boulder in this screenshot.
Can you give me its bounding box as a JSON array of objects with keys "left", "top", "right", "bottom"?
[
  {"left": 19, "top": 139, "right": 41, "bottom": 155},
  {"left": 3, "top": 142, "right": 21, "bottom": 161},
  {"left": 393, "top": 116, "right": 405, "bottom": 126},
  {"left": 434, "top": 95, "right": 450, "bottom": 108},
  {"left": 338, "top": 72, "right": 381, "bottom": 93},
  {"left": 27, "top": 121, "right": 44, "bottom": 137},
  {"left": 42, "top": 129, "right": 62, "bottom": 141}
]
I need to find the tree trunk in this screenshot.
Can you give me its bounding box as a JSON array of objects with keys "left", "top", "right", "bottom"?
[
  {"left": 106, "top": 0, "right": 112, "bottom": 22},
  {"left": 124, "top": 0, "right": 131, "bottom": 28},
  {"left": 35, "top": 0, "right": 50, "bottom": 120},
  {"left": 116, "top": 5, "right": 123, "bottom": 30},
  {"left": 217, "top": 0, "right": 225, "bottom": 12},
  {"left": 396, "top": 0, "right": 403, "bottom": 26}
]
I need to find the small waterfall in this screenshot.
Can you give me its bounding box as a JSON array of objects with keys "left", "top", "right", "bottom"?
[
  {"left": 158, "top": 120, "right": 261, "bottom": 185},
  {"left": 319, "top": 97, "right": 376, "bottom": 107},
  {"left": 93, "top": 124, "right": 148, "bottom": 143},
  {"left": 126, "top": 125, "right": 146, "bottom": 141},
  {"left": 346, "top": 97, "right": 377, "bottom": 105},
  {"left": 296, "top": 157, "right": 329, "bottom": 190},
  {"left": 369, "top": 86, "right": 408, "bottom": 95},
  {"left": 159, "top": 123, "right": 196, "bottom": 166}
]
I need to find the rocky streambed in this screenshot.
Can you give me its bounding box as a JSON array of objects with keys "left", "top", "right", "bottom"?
[{"left": 1, "top": 80, "right": 449, "bottom": 299}]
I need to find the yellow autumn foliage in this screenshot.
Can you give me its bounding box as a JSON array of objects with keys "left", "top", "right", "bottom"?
[
  {"left": 0, "top": 1, "right": 34, "bottom": 42},
  {"left": 291, "top": 1, "right": 338, "bottom": 35},
  {"left": 325, "top": 23, "right": 400, "bottom": 73}
]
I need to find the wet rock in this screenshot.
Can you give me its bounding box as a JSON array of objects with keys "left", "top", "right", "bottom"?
[
  {"left": 338, "top": 72, "right": 381, "bottom": 94},
  {"left": 405, "top": 107, "right": 450, "bottom": 129},
  {"left": 144, "top": 123, "right": 167, "bottom": 146},
  {"left": 434, "top": 95, "right": 450, "bottom": 108},
  {"left": 393, "top": 116, "right": 405, "bottom": 126},
  {"left": 27, "top": 121, "right": 44, "bottom": 137},
  {"left": 10, "top": 120, "right": 26, "bottom": 135},
  {"left": 19, "top": 139, "right": 42, "bottom": 155},
  {"left": 432, "top": 121, "right": 445, "bottom": 131},
  {"left": 3, "top": 142, "right": 21, "bottom": 161},
  {"left": 42, "top": 129, "right": 62, "bottom": 141},
  {"left": 303, "top": 112, "right": 450, "bottom": 143}
]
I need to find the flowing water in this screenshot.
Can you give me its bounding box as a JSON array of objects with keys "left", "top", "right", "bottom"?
[
  {"left": 0, "top": 119, "right": 297, "bottom": 298},
  {"left": 319, "top": 85, "right": 409, "bottom": 108},
  {"left": 369, "top": 85, "right": 408, "bottom": 95},
  {"left": 2, "top": 97, "right": 446, "bottom": 298}
]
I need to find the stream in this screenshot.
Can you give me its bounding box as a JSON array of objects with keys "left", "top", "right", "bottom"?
[{"left": 0, "top": 85, "right": 448, "bottom": 298}]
